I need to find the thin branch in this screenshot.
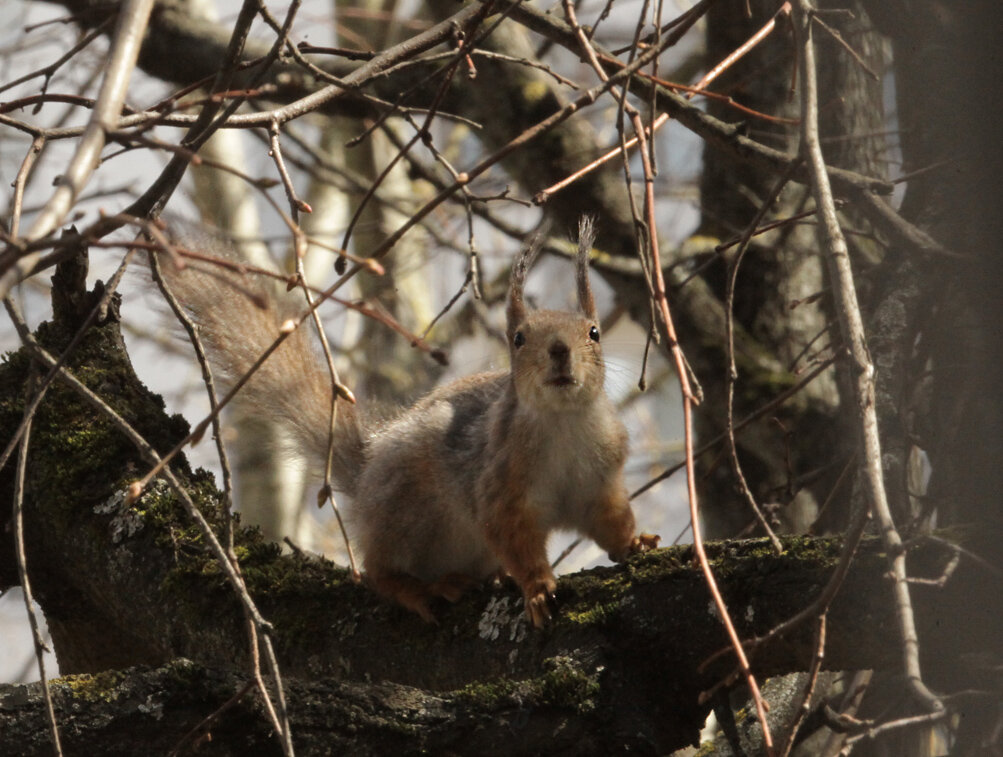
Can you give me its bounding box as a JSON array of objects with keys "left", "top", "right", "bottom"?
[
  {"left": 0, "top": 17, "right": 113, "bottom": 98},
  {"left": 631, "top": 357, "right": 836, "bottom": 499},
  {"left": 7, "top": 136, "right": 46, "bottom": 240},
  {"left": 792, "top": 0, "right": 943, "bottom": 716},
  {"left": 147, "top": 244, "right": 237, "bottom": 549},
  {"left": 0, "top": 0, "right": 155, "bottom": 297},
  {"left": 255, "top": 2, "right": 487, "bottom": 128},
  {"left": 702, "top": 466, "right": 867, "bottom": 672},
  {"left": 537, "top": 0, "right": 773, "bottom": 203},
  {"left": 628, "top": 93, "right": 777, "bottom": 756},
  {"left": 263, "top": 133, "right": 361, "bottom": 578},
  {"left": 839, "top": 710, "right": 948, "bottom": 755},
  {"left": 338, "top": 26, "right": 470, "bottom": 254},
  {"left": 483, "top": 0, "right": 895, "bottom": 200},
  {"left": 778, "top": 614, "right": 826, "bottom": 757},
  {"left": 723, "top": 167, "right": 796, "bottom": 556},
  {"left": 13, "top": 379, "right": 64, "bottom": 757},
  {"left": 810, "top": 13, "right": 878, "bottom": 81},
  {"left": 351, "top": 1, "right": 694, "bottom": 278}
]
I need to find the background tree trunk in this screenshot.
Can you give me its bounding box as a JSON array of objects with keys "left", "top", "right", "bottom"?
[{"left": 697, "top": 0, "right": 887, "bottom": 537}]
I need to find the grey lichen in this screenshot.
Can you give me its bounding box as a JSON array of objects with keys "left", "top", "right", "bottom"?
[
  {"left": 477, "top": 595, "right": 528, "bottom": 643},
  {"left": 94, "top": 488, "right": 145, "bottom": 543}
]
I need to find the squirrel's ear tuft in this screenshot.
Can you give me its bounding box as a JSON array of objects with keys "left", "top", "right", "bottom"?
[
  {"left": 576, "top": 216, "right": 598, "bottom": 320},
  {"left": 507, "top": 232, "right": 543, "bottom": 337}
]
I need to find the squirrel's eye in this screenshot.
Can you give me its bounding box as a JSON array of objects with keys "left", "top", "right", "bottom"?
[
  {"left": 589, "top": 325, "right": 600, "bottom": 342},
  {"left": 513, "top": 331, "right": 525, "bottom": 348}
]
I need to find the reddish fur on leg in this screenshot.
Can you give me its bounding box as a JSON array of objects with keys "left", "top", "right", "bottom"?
[
  {"left": 485, "top": 502, "right": 556, "bottom": 628},
  {"left": 588, "top": 489, "right": 660, "bottom": 561},
  {"left": 588, "top": 494, "right": 639, "bottom": 561}
]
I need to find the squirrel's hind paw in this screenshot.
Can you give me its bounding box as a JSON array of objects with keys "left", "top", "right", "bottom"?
[
  {"left": 429, "top": 573, "right": 479, "bottom": 603},
  {"left": 366, "top": 571, "right": 440, "bottom": 624}
]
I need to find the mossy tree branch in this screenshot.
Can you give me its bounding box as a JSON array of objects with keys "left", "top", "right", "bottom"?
[{"left": 1, "top": 251, "right": 998, "bottom": 755}]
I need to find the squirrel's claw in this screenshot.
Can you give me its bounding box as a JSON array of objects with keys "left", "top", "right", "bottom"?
[
  {"left": 523, "top": 577, "right": 558, "bottom": 628},
  {"left": 525, "top": 592, "right": 556, "bottom": 628}
]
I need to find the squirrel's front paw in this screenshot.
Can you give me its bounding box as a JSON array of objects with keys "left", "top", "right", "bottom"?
[
  {"left": 609, "top": 532, "right": 661, "bottom": 561},
  {"left": 522, "top": 577, "right": 558, "bottom": 628},
  {"left": 631, "top": 532, "right": 660, "bottom": 554}
]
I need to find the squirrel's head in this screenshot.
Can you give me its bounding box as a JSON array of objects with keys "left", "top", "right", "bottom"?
[{"left": 506, "top": 217, "right": 605, "bottom": 411}]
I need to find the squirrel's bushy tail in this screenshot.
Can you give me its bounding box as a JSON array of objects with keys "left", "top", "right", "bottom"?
[{"left": 151, "top": 245, "right": 366, "bottom": 497}]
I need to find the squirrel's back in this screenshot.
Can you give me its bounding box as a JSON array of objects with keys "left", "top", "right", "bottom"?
[{"left": 353, "top": 371, "right": 509, "bottom": 580}]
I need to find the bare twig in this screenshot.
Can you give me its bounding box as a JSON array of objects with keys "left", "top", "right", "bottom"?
[
  {"left": 906, "top": 534, "right": 1003, "bottom": 581},
  {"left": 338, "top": 26, "right": 470, "bottom": 254},
  {"left": 631, "top": 357, "right": 836, "bottom": 499},
  {"left": 0, "top": 0, "right": 155, "bottom": 297},
  {"left": 839, "top": 710, "right": 948, "bottom": 755},
  {"left": 353, "top": 5, "right": 702, "bottom": 274},
  {"left": 702, "top": 474, "right": 867, "bottom": 672},
  {"left": 792, "top": 0, "right": 943, "bottom": 716},
  {"left": 7, "top": 136, "right": 46, "bottom": 240},
  {"left": 628, "top": 87, "right": 777, "bottom": 757},
  {"left": 723, "top": 167, "right": 796, "bottom": 555},
  {"left": 13, "top": 379, "right": 64, "bottom": 757},
  {"left": 536, "top": 0, "right": 783, "bottom": 202},
  {"left": 147, "top": 247, "right": 236, "bottom": 551},
  {"left": 263, "top": 134, "right": 361, "bottom": 577},
  {"left": 0, "top": 17, "right": 112, "bottom": 98},
  {"left": 810, "top": 13, "right": 878, "bottom": 81},
  {"left": 268, "top": 121, "right": 312, "bottom": 216},
  {"left": 151, "top": 236, "right": 292, "bottom": 748},
  {"left": 778, "top": 614, "right": 826, "bottom": 757}
]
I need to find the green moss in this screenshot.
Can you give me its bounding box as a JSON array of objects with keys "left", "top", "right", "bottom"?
[
  {"left": 56, "top": 670, "right": 127, "bottom": 703},
  {"left": 453, "top": 677, "right": 521, "bottom": 709},
  {"left": 453, "top": 657, "right": 599, "bottom": 714},
  {"left": 563, "top": 601, "right": 617, "bottom": 626},
  {"left": 536, "top": 657, "right": 601, "bottom": 712},
  {"left": 700, "top": 535, "right": 844, "bottom": 580}
]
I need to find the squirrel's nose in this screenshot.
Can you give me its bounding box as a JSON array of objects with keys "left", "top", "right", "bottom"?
[{"left": 548, "top": 340, "right": 570, "bottom": 360}]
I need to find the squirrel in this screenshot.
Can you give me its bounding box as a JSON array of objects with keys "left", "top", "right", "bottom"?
[{"left": 155, "top": 217, "right": 659, "bottom": 626}]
